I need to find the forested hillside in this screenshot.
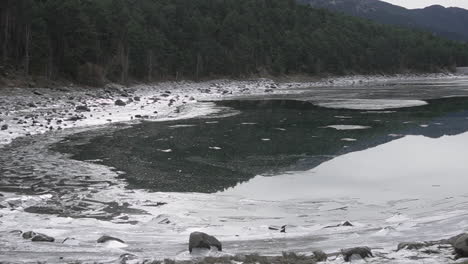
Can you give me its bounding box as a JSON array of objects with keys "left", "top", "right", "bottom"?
[
  {"left": 302, "top": 0, "right": 468, "bottom": 42},
  {"left": 1, "top": 0, "right": 468, "bottom": 86}
]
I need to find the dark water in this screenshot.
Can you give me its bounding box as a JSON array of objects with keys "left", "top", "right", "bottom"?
[{"left": 54, "top": 97, "right": 468, "bottom": 193}]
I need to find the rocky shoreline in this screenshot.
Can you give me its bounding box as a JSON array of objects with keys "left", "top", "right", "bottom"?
[
  {"left": 8, "top": 229, "right": 468, "bottom": 263},
  {"left": 0, "top": 72, "right": 465, "bottom": 146}
]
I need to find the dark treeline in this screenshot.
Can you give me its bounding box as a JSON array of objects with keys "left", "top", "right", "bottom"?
[{"left": 1, "top": 0, "right": 468, "bottom": 86}]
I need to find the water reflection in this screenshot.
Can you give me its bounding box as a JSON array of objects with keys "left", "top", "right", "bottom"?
[
  {"left": 223, "top": 132, "right": 468, "bottom": 202},
  {"left": 55, "top": 97, "right": 468, "bottom": 193}
]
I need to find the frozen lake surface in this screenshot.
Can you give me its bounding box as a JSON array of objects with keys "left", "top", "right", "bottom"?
[{"left": 2, "top": 77, "right": 468, "bottom": 263}]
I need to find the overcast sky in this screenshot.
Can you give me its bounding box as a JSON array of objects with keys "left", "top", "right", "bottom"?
[{"left": 382, "top": 0, "right": 468, "bottom": 9}]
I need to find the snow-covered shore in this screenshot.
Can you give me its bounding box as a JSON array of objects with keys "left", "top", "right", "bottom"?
[
  {"left": 1, "top": 72, "right": 467, "bottom": 147},
  {"left": 2, "top": 73, "right": 468, "bottom": 263}
]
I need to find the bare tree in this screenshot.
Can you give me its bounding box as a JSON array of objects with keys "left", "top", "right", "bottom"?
[{"left": 24, "top": 23, "right": 30, "bottom": 76}]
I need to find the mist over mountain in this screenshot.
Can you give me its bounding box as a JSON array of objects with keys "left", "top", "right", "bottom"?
[{"left": 301, "top": 0, "right": 468, "bottom": 42}]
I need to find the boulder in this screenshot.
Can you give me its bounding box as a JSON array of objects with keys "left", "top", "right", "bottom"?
[
  {"left": 341, "top": 247, "right": 373, "bottom": 262},
  {"left": 22, "top": 231, "right": 37, "bottom": 239},
  {"left": 97, "top": 235, "right": 125, "bottom": 244},
  {"left": 31, "top": 233, "right": 55, "bottom": 242},
  {"left": 188, "top": 232, "right": 222, "bottom": 253},
  {"left": 445, "top": 233, "right": 466, "bottom": 246},
  {"left": 1, "top": 124, "right": 8, "bottom": 130},
  {"left": 454, "top": 233, "right": 468, "bottom": 258},
  {"left": 75, "top": 105, "right": 91, "bottom": 112},
  {"left": 313, "top": 250, "right": 328, "bottom": 262},
  {"left": 115, "top": 99, "right": 126, "bottom": 106}
]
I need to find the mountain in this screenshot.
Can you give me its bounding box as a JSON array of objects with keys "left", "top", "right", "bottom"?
[
  {"left": 1, "top": 0, "right": 468, "bottom": 86},
  {"left": 301, "top": 0, "right": 468, "bottom": 42}
]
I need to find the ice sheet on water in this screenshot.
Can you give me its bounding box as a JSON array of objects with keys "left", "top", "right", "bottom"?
[
  {"left": 325, "top": 125, "right": 371, "bottom": 130},
  {"left": 316, "top": 99, "right": 428, "bottom": 110},
  {"left": 169, "top": 124, "right": 197, "bottom": 128}
]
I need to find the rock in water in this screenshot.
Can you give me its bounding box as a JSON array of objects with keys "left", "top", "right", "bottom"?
[
  {"left": 454, "top": 233, "right": 468, "bottom": 258},
  {"left": 313, "top": 250, "right": 328, "bottom": 262},
  {"left": 31, "top": 233, "right": 55, "bottom": 242},
  {"left": 189, "top": 232, "right": 222, "bottom": 253},
  {"left": 341, "top": 247, "right": 373, "bottom": 262},
  {"left": 115, "top": 99, "right": 126, "bottom": 106},
  {"left": 97, "top": 235, "right": 125, "bottom": 244}
]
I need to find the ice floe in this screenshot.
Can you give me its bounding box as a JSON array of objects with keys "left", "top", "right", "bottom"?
[{"left": 316, "top": 99, "right": 428, "bottom": 110}]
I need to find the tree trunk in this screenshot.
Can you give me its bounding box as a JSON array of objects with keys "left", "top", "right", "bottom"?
[
  {"left": 147, "top": 49, "right": 153, "bottom": 82},
  {"left": 123, "top": 48, "right": 129, "bottom": 85},
  {"left": 195, "top": 52, "right": 202, "bottom": 80},
  {"left": 2, "top": 6, "right": 9, "bottom": 66},
  {"left": 119, "top": 40, "right": 129, "bottom": 85},
  {"left": 24, "top": 24, "right": 30, "bottom": 76},
  {"left": 46, "top": 37, "right": 54, "bottom": 79}
]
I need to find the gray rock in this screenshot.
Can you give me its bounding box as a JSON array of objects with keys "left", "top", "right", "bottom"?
[
  {"left": 313, "top": 250, "right": 328, "bottom": 262},
  {"left": 1, "top": 124, "right": 7, "bottom": 130},
  {"left": 67, "top": 116, "right": 83, "bottom": 121},
  {"left": 31, "top": 233, "right": 55, "bottom": 242},
  {"left": 341, "top": 247, "right": 373, "bottom": 262},
  {"left": 75, "top": 105, "right": 91, "bottom": 112},
  {"left": 119, "top": 253, "right": 139, "bottom": 263},
  {"left": 454, "top": 233, "right": 468, "bottom": 258},
  {"left": 189, "top": 232, "right": 222, "bottom": 253},
  {"left": 22, "top": 231, "right": 37, "bottom": 239},
  {"left": 445, "top": 233, "right": 466, "bottom": 246},
  {"left": 115, "top": 99, "right": 126, "bottom": 106},
  {"left": 397, "top": 242, "right": 427, "bottom": 251},
  {"left": 97, "top": 235, "right": 125, "bottom": 244}
]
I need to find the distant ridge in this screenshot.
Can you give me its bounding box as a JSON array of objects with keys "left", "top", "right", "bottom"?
[{"left": 301, "top": 0, "right": 468, "bottom": 42}]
